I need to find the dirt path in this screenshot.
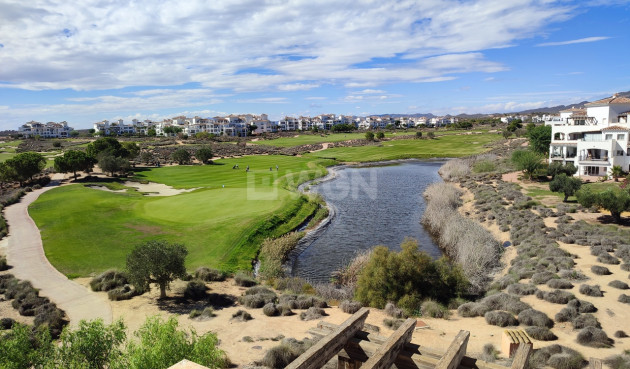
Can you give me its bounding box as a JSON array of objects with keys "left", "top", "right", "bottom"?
[{"left": 4, "top": 175, "right": 112, "bottom": 327}]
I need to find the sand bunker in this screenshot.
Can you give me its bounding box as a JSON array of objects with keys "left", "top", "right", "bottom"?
[
  {"left": 86, "top": 185, "right": 126, "bottom": 193},
  {"left": 123, "top": 181, "right": 199, "bottom": 196}
]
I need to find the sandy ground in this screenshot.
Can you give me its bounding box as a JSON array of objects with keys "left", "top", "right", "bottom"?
[{"left": 122, "top": 181, "right": 200, "bottom": 196}]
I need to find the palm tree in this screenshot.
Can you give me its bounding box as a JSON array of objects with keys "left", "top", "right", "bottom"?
[{"left": 611, "top": 165, "right": 624, "bottom": 182}]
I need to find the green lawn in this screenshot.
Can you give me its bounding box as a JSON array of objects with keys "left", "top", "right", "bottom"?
[
  {"left": 305, "top": 133, "right": 501, "bottom": 162},
  {"left": 30, "top": 155, "right": 332, "bottom": 276},
  {"left": 251, "top": 132, "right": 397, "bottom": 147}
]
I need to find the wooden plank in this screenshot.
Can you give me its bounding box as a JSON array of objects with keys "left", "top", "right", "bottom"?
[
  {"left": 286, "top": 308, "right": 369, "bottom": 369},
  {"left": 510, "top": 344, "right": 532, "bottom": 369},
  {"left": 362, "top": 318, "right": 416, "bottom": 369},
  {"left": 589, "top": 358, "right": 602, "bottom": 369},
  {"left": 435, "top": 331, "right": 470, "bottom": 369}
]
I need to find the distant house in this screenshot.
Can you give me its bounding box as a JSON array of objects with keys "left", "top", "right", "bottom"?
[
  {"left": 548, "top": 93, "right": 630, "bottom": 176},
  {"left": 19, "top": 121, "right": 73, "bottom": 138}
]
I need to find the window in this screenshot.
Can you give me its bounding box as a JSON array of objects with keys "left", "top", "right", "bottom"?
[
  {"left": 617, "top": 150, "right": 624, "bottom": 156},
  {"left": 617, "top": 134, "right": 625, "bottom": 140},
  {"left": 605, "top": 134, "right": 613, "bottom": 140}
]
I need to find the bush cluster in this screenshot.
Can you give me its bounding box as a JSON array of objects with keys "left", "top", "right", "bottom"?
[
  {"left": 535, "top": 289, "right": 575, "bottom": 304},
  {"left": 355, "top": 239, "right": 468, "bottom": 315},
  {"left": 484, "top": 311, "right": 517, "bottom": 327},
  {"left": 579, "top": 284, "right": 603, "bottom": 297},
  {"left": 0, "top": 274, "right": 67, "bottom": 337},
  {"left": 234, "top": 271, "right": 257, "bottom": 287},
  {"left": 529, "top": 345, "right": 584, "bottom": 369},
  {"left": 525, "top": 326, "right": 557, "bottom": 341},
  {"left": 576, "top": 326, "right": 614, "bottom": 348},
  {"left": 184, "top": 280, "right": 209, "bottom": 300},
  {"left": 518, "top": 309, "right": 553, "bottom": 328},
  {"left": 258, "top": 232, "right": 304, "bottom": 280},
  {"left": 299, "top": 307, "right": 326, "bottom": 321},
  {"left": 260, "top": 337, "right": 317, "bottom": 369},
  {"left": 194, "top": 267, "right": 226, "bottom": 282},
  {"left": 339, "top": 300, "right": 362, "bottom": 314}
]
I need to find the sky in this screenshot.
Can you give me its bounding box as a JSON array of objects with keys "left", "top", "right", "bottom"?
[{"left": 1, "top": 0, "right": 630, "bottom": 130}]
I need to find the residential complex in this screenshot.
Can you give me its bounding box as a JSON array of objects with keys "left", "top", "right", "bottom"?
[
  {"left": 18, "top": 121, "right": 74, "bottom": 138},
  {"left": 547, "top": 93, "right": 630, "bottom": 176}
]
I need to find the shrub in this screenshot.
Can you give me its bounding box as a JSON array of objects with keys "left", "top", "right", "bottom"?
[
  {"left": 189, "top": 309, "right": 202, "bottom": 319},
  {"left": 572, "top": 314, "right": 601, "bottom": 329},
  {"left": 568, "top": 299, "right": 597, "bottom": 313},
  {"left": 529, "top": 345, "right": 584, "bottom": 369},
  {"left": 421, "top": 300, "right": 450, "bottom": 319},
  {"left": 518, "top": 309, "right": 553, "bottom": 328},
  {"left": 484, "top": 311, "right": 518, "bottom": 327},
  {"left": 525, "top": 326, "right": 557, "bottom": 341},
  {"left": 558, "top": 269, "right": 589, "bottom": 281},
  {"left": 183, "top": 280, "right": 208, "bottom": 300},
  {"left": 547, "top": 279, "right": 573, "bottom": 289},
  {"left": 614, "top": 331, "right": 628, "bottom": 338},
  {"left": 619, "top": 294, "right": 630, "bottom": 304},
  {"left": 239, "top": 290, "right": 277, "bottom": 308},
  {"left": 576, "top": 327, "right": 614, "bottom": 348},
  {"left": 263, "top": 303, "right": 280, "bottom": 317},
  {"left": 107, "top": 285, "right": 139, "bottom": 301},
  {"left": 355, "top": 239, "right": 469, "bottom": 309},
  {"left": 294, "top": 295, "right": 327, "bottom": 309},
  {"left": 258, "top": 232, "right": 303, "bottom": 279},
  {"left": 0, "top": 255, "right": 7, "bottom": 271},
  {"left": 231, "top": 310, "right": 253, "bottom": 321},
  {"left": 242, "top": 336, "right": 254, "bottom": 343},
  {"left": 385, "top": 302, "right": 405, "bottom": 318},
  {"left": 299, "top": 307, "right": 326, "bottom": 321},
  {"left": 531, "top": 271, "right": 557, "bottom": 285},
  {"left": 261, "top": 345, "right": 298, "bottom": 369},
  {"left": 579, "top": 284, "right": 603, "bottom": 297},
  {"left": 313, "top": 283, "right": 353, "bottom": 301},
  {"left": 536, "top": 289, "right": 575, "bottom": 304},
  {"left": 481, "top": 343, "right": 498, "bottom": 362},
  {"left": 457, "top": 302, "right": 489, "bottom": 317},
  {"left": 598, "top": 253, "right": 620, "bottom": 265},
  {"left": 555, "top": 307, "right": 578, "bottom": 322},
  {"left": 194, "top": 267, "right": 226, "bottom": 282},
  {"left": 339, "top": 300, "right": 362, "bottom": 314},
  {"left": 507, "top": 283, "right": 537, "bottom": 295},
  {"left": 234, "top": 271, "right": 257, "bottom": 287},
  {"left": 278, "top": 305, "right": 294, "bottom": 316},
  {"left": 89, "top": 269, "right": 129, "bottom": 292},
  {"left": 604, "top": 354, "right": 630, "bottom": 369},
  {"left": 383, "top": 318, "right": 404, "bottom": 330},
  {"left": 609, "top": 280, "right": 629, "bottom": 290},
  {"left": 591, "top": 265, "right": 612, "bottom": 275},
  {"left": 0, "top": 317, "right": 15, "bottom": 330},
  {"left": 332, "top": 249, "right": 373, "bottom": 287},
  {"left": 480, "top": 293, "right": 530, "bottom": 314}
]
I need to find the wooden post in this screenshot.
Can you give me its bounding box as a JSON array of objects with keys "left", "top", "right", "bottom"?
[
  {"left": 286, "top": 308, "right": 369, "bottom": 369},
  {"left": 589, "top": 358, "right": 603, "bottom": 369},
  {"left": 435, "top": 330, "right": 470, "bottom": 369},
  {"left": 362, "top": 318, "right": 416, "bottom": 369},
  {"left": 510, "top": 344, "right": 532, "bottom": 369}
]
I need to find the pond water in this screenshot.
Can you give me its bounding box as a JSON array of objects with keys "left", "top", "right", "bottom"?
[{"left": 290, "top": 160, "right": 444, "bottom": 282}]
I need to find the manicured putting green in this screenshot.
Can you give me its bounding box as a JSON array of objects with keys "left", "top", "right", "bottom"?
[{"left": 30, "top": 155, "right": 331, "bottom": 276}]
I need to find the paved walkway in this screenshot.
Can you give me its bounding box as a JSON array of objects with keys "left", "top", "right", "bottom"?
[{"left": 4, "top": 176, "right": 112, "bottom": 326}]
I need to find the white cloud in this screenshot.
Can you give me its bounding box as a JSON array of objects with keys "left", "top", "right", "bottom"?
[
  {"left": 0, "top": 0, "right": 576, "bottom": 92},
  {"left": 536, "top": 36, "right": 610, "bottom": 47},
  {"left": 236, "top": 97, "right": 288, "bottom": 104}
]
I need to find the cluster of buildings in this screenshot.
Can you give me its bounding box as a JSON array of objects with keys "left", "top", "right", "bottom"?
[
  {"left": 17, "top": 121, "right": 74, "bottom": 138},
  {"left": 546, "top": 93, "right": 630, "bottom": 177},
  {"left": 89, "top": 114, "right": 462, "bottom": 137}
]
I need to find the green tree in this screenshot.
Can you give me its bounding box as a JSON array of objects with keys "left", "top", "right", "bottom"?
[
  {"left": 171, "top": 148, "right": 191, "bottom": 165},
  {"left": 547, "top": 162, "right": 577, "bottom": 179},
  {"left": 354, "top": 239, "right": 468, "bottom": 312},
  {"left": 140, "top": 151, "right": 155, "bottom": 165},
  {"left": 0, "top": 324, "right": 54, "bottom": 369},
  {"left": 87, "top": 137, "right": 129, "bottom": 158},
  {"left": 507, "top": 120, "right": 522, "bottom": 132},
  {"left": 577, "top": 186, "right": 630, "bottom": 224},
  {"left": 415, "top": 131, "right": 423, "bottom": 139},
  {"left": 147, "top": 128, "right": 157, "bottom": 137},
  {"left": 120, "top": 316, "right": 226, "bottom": 369},
  {"left": 502, "top": 130, "right": 512, "bottom": 139},
  {"left": 385, "top": 123, "right": 395, "bottom": 130},
  {"left": 122, "top": 142, "right": 141, "bottom": 159},
  {"left": 98, "top": 153, "right": 131, "bottom": 176},
  {"left": 70, "top": 130, "right": 80, "bottom": 137},
  {"left": 126, "top": 241, "right": 188, "bottom": 299},
  {"left": 4, "top": 152, "right": 47, "bottom": 186},
  {"left": 195, "top": 147, "right": 213, "bottom": 164},
  {"left": 549, "top": 173, "right": 582, "bottom": 202},
  {"left": 611, "top": 165, "right": 624, "bottom": 182},
  {"left": 0, "top": 162, "right": 17, "bottom": 187},
  {"left": 427, "top": 132, "right": 435, "bottom": 139},
  {"left": 195, "top": 132, "right": 210, "bottom": 140},
  {"left": 53, "top": 319, "right": 127, "bottom": 369},
  {"left": 364, "top": 131, "right": 375, "bottom": 141},
  {"left": 511, "top": 150, "right": 543, "bottom": 180},
  {"left": 54, "top": 150, "right": 94, "bottom": 179},
  {"left": 527, "top": 125, "right": 552, "bottom": 155},
  {"left": 376, "top": 132, "right": 385, "bottom": 139}
]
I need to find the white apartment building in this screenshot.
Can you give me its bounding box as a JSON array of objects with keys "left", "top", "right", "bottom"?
[
  {"left": 548, "top": 94, "right": 630, "bottom": 176},
  {"left": 19, "top": 121, "right": 74, "bottom": 138}
]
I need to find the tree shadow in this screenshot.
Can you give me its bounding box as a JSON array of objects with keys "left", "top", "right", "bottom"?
[
  {"left": 156, "top": 293, "right": 237, "bottom": 315},
  {"left": 595, "top": 214, "right": 630, "bottom": 226}
]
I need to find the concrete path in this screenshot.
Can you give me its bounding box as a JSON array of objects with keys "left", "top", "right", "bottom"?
[{"left": 3, "top": 176, "right": 112, "bottom": 327}]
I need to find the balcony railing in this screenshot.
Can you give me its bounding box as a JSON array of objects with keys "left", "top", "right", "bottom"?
[{"left": 579, "top": 155, "right": 608, "bottom": 162}]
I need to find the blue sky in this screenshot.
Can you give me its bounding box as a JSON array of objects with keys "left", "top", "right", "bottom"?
[{"left": 1, "top": 0, "right": 629, "bottom": 130}]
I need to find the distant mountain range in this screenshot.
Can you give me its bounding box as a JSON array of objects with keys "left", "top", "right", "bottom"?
[{"left": 379, "top": 91, "right": 630, "bottom": 118}]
